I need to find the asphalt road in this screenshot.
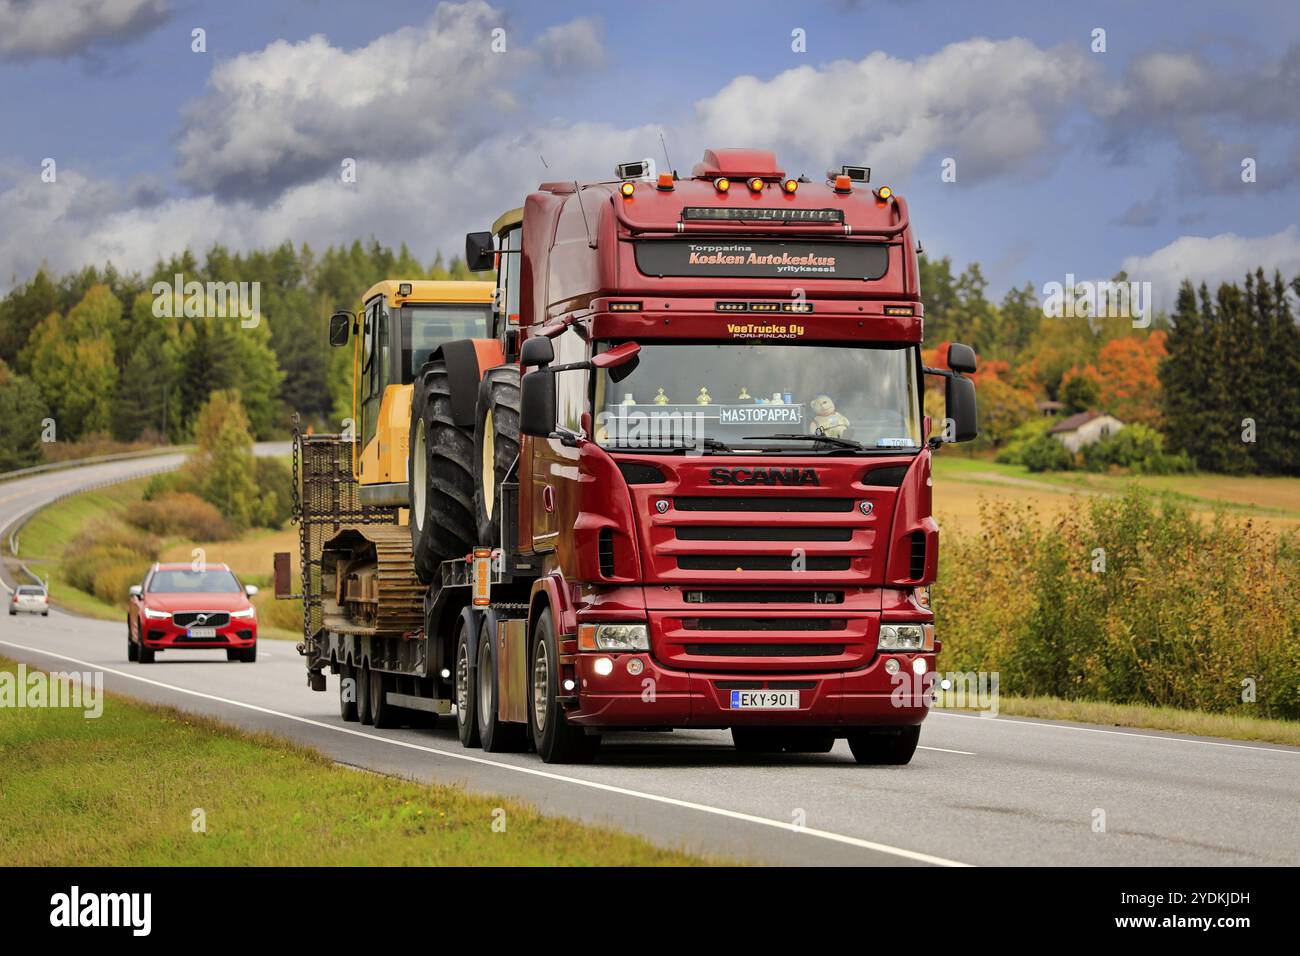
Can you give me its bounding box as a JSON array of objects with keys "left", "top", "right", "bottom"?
[{"left": 1, "top": 450, "right": 1297, "bottom": 866}]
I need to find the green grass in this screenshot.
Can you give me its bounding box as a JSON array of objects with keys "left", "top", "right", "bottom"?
[
  {"left": 0, "top": 658, "right": 716, "bottom": 866},
  {"left": 935, "top": 693, "right": 1300, "bottom": 748}
]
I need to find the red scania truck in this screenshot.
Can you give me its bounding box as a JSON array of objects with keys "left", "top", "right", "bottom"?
[{"left": 292, "top": 148, "right": 978, "bottom": 765}]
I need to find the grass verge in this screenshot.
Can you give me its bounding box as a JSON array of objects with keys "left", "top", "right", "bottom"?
[
  {"left": 0, "top": 657, "right": 715, "bottom": 866},
  {"left": 936, "top": 693, "right": 1300, "bottom": 748}
]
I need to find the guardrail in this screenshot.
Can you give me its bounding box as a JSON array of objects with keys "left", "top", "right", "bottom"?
[{"left": 0, "top": 445, "right": 193, "bottom": 485}]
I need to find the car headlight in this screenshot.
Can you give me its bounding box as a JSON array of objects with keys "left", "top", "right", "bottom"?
[
  {"left": 578, "top": 623, "right": 650, "bottom": 652},
  {"left": 231, "top": 607, "right": 256, "bottom": 619},
  {"left": 878, "top": 623, "right": 934, "bottom": 652},
  {"left": 143, "top": 607, "right": 171, "bottom": 620}
]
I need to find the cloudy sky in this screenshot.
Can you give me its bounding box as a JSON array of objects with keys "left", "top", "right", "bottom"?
[{"left": 2, "top": 0, "right": 1299, "bottom": 309}]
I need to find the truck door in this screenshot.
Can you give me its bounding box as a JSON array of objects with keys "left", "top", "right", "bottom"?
[{"left": 530, "top": 325, "right": 586, "bottom": 551}]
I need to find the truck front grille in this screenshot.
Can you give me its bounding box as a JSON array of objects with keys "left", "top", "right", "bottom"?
[
  {"left": 677, "top": 555, "right": 851, "bottom": 572},
  {"left": 675, "top": 525, "right": 851, "bottom": 542},
  {"left": 680, "top": 617, "right": 847, "bottom": 631},
  {"left": 683, "top": 643, "right": 846, "bottom": 657},
  {"left": 674, "top": 496, "right": 855, "bottom": 512},
  {"left": 683, "top": 589, "right": 845, "bottom": 604}
]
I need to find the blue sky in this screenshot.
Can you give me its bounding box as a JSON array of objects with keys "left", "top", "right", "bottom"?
[{"left": 3, "top": 0, "right": 1299, "bottom": 309}]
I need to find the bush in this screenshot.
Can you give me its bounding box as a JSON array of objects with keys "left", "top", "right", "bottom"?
[
  {"left": 142, "top": 471, "right": 198, "bottom": 501},
  {"left": 252, "top": 457, "right": 293, "bottom": 529},
  {"left": 937, "top": 488, "right": 1300, "bottom": 719},
  {"left": 62, "top": 521, "right": 159, "bottom": 605},
  {"left": 994, "top": 417, "right": 1053, "bottom": 465},
  {"left": 124, "top": 492, "right": 232, "bottom": 541},
  {"left": 1021, "top": 433, "right": 1076, "bottom": 472}
]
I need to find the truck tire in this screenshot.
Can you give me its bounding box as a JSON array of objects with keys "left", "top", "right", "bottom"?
[
  {"left": 338, "top": 662, "right": 359, "bottom": 722},
  {"left": 370, "top": 666, "right": 397, "bottom": 728},
  {"left": 409, "top": 359, "right": 476, "bottom": 582},
  {"left": 454, "top": 619, "right": 481, "bottom": 748},
  {"left": 846, "top": 725, "right": 920, "bottom": 765},
  {"left": 473, "top": 366, "right": 521, "bottom": 547},
  {"left": 529, "top": 609, "right": 600, "bottom": 764},
  {"left": 475, "top": 617, "right": 528, "bottom": 752},
  {"left": 357, "top": 660, "right": 374, "bottom": 726}
]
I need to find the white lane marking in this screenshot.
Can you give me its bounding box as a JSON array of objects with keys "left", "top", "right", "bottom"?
[
  {"left": 918, "top": 745, "right": 975, "bottom": 756},
  {"left": 932, "top": 710, "right": 1299, "bottom": 755},
  {"left": 0, "top": 639, "right": 970, "bottom": 868}
]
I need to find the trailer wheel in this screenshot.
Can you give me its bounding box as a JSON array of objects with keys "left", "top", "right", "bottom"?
[
  {"left": 370, "top": 666, "right": 397, "bottom": 728},
  {"left": 846, "top": 725, "right": 921, "bottom": 765},
  {"left": 529, "top": 610, "right": 600, "bottom": 764},
  {"left": 409, "top": 358, "right": 477, "bottom": 582},
  {"left": 338, "top": 662, "right": 359, "bottom": 722},
  {"left": 357, "top": 660, "right": 374, "bottom": 726},
  {"left": 454, "top": 619, "right": 481, "bottom": 748},
  {"left": 473, "top": 366, "right": 521, "bottom": 547},
  {"left": 475, "top": 618, "right": 528, "bottom": 752}
]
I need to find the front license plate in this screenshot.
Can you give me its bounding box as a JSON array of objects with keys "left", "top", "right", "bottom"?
[
  {"left": 730, "top": 690, "right": 800, "bottom": 710},
  {"left": 188, "top": 627, "right": 217, "bottom": 638}
]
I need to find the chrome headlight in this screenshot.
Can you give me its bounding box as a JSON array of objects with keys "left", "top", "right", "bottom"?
[
  {"left": 230, "top": 607, "right": 256, "bottom": 619},
  {"left": 878, "top": 623, "right": 934, "bottom": 651},
  {"left": 578, "top": 623, "right": 650, "bottom": 652}
]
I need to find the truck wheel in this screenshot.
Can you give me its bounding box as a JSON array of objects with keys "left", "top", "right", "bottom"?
[
  {"left": 731, "top": 727, "right": 786, "bottom": 754},
  {"left": 454, "top": 618, "right": 482, "bottom": 748},
  {"left": 529, "top": 610, "right": 600, "bottom": 764},
  {"left": 338, "top": 662, "right": 359, "bottom": 722},
  {"left": 476, "top": 618, "right": 528, "bottom": 752},
  {"left": 357, "top": 660, "right": 374, "bottom": 726},
  {"left": 127, "top": 621, "right": 138, "bottom": 662},
  {"left": 846, "top": 725, "right": 921, "bottom": 765},
  {"left": 473, "top": 366, "right": 521, "bottom": 547},
  {"left": 370, "top": 666, "right": 397, "bottom": 728},
  {"left": 409, "top": 359, "right": 476, "bottom": 582}
]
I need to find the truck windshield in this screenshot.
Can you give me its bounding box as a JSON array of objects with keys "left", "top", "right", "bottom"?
[
  {"left": 402, "top": 304, "right": 492, "bottom": 379},
  {"left": 593, "top": 342, "right": 922, "bottom": 453}
]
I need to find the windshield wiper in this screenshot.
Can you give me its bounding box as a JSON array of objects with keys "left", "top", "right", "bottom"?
[{"left": 741, "top": 433, "right": 867, "bottom": 451}]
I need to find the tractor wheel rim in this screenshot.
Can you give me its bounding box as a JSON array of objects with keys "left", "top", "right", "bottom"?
[
  {"left": 482, "top": 408, "right": 496, "bottom": 521},
  {"left": 455, "top": 641, "right": 469, "bottom": 725},
  {"left": 532, "top": 640, "right": 549, "bottom": 733},
  {"left": 413, "top": 418, "right": 427, "bottom": 530}
]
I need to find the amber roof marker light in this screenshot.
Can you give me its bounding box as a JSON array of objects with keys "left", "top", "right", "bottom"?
[
  {"left": 656, "top": 172, "right": 675, "bottom": 191},
  {"left": 713, "top": 177, "right": 731, "bottom": 193},
  {"left": 875, "top": 186, "right": 893, "bottom": 201},
  {"left": 619, "top": 181, "right": 635, "bottom": 197},
  {"left": 747, "top": 177, "right": 764, "bottom": 192},
  {"left": 783, "top": 178, "right": 799, "bottom": 194},
  {"left": 833, "top": 174, "right": 853, "bottom": 194}
]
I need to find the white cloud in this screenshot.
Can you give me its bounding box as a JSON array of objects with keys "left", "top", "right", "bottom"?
[
  {"left": 0, "top": 0, "right": 168, "bottom": 59},
  {"left": 1121, "top": 226, "right": 1300, "bottom": 309},
  {"left": 693, "top": 37, "right": 1094, "bottom": 183}
]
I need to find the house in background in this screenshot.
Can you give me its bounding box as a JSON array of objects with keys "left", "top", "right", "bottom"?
[
  {"left": 1035, "top": 399, "right": 1065, "bottom": 418},
  {"left": 1049, "top": 410, "right": 1124, "bottom": 453}
]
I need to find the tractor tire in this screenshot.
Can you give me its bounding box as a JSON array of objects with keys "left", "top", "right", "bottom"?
[
  {"left": 409, "top": 358, "right": 477, "bottom": 582},
  {"left": 473, "top": 366, "right": 521, "bottom": 548}
]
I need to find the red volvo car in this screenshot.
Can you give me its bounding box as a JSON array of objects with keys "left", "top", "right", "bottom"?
[{"left": 127, "top": 563, "right": 259, "bottom": 663}]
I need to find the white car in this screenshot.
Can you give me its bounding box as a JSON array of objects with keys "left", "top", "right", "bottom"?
[{"left": 10, "top": 585, "right": 49, "bottom": 616}]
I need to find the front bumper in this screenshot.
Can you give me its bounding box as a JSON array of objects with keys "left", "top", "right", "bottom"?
[
  {"left": 568, "top": 649, "right": 936, "bottom": 729},
  {"left": 140, "top": 618, "right": 257, "bottom": 650}
]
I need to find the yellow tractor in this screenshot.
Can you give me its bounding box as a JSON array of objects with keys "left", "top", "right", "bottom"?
[{"left": 312, "top": 279, "right": 497, "bottom": 636}]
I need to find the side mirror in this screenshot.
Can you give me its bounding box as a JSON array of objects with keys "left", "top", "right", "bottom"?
[
  {"left": 329, "top": 311, "right": 352, "bottom": 347},
  {"left": 520, "top": 369, "right": 557, "bottom": 437},
  {"left": 947, "top": 342, "right": 977, "bottom": 374},
  {"left": 945, "top": 374, "right": 979, "bottom": 442},
  {"left": 592, "top": 341, "right": 640, "bottom": 384},
  {"left": 519, "top": 335, "right": 555, "bottom": 369},
  {"left": 465, "top": 231, "right": 495, "bottom": 272},
  {"left": 245, "top": 584, "right": 260, "bottom": 597},
  {"left": 129, "top": 585, "right": 142, "bottom": 598}
]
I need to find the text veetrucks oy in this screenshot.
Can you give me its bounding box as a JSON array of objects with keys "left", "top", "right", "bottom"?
[{"left": 279, "top": 149, "right": 979, "bottom": 764}]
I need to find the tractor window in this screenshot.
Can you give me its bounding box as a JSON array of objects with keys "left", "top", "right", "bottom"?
[
  {"left": 401, "top": 304, "right": 492, "bottom": 379},
  {"left": 499, "top": 227, "right": 522, "bottom": 335}
]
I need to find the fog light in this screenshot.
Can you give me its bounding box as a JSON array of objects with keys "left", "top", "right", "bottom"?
[
  {"left": 593, "top": 657, "right": 613, "bottom": 676},
  {"left": 884, "top": 658, "right": 900, "bottom": 675},
  {"left": 440, "top": 668, "right": 451, "bottom": 679},
  {"left": 626, "top": 658, "right": 644, "bottom": 676},
  {"left": 563, "top": 679, "right": 575, "bottom": 692},
  {"left": 913, "top": 658, "right": 927, "bottom": 675}
]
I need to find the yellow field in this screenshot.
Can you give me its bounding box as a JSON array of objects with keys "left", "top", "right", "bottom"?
[{"left": 932, "top": 457, "right": 1300, "bottom": 534}]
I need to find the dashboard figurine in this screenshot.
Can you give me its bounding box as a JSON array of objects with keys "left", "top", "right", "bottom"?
[
  {"left": 622, "top": 392, "right": 637, "bottom": 406},
  {"left": 696, "top": 387, "right": 712, "bottom": 405},
  {"left": 770, "top": 392, "right": 784, "bottom": 405},
  {"left": 810, "top": 394, "right": 850, "bottom": 438},
  {"left": 653, "top": 387, "right": 669, "bottom": 406},
  {"left": 737, "top": 386, "right": 752, "bottom": 402}
]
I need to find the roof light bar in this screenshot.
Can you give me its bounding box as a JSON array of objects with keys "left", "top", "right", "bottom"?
[{"left": 681, "top": 206, "right": 844, "bottom": 223}]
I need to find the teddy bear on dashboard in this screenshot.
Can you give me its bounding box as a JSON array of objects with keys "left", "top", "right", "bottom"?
[{"left": 809, "top": 394, "right": 850, "bottom": 439}]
